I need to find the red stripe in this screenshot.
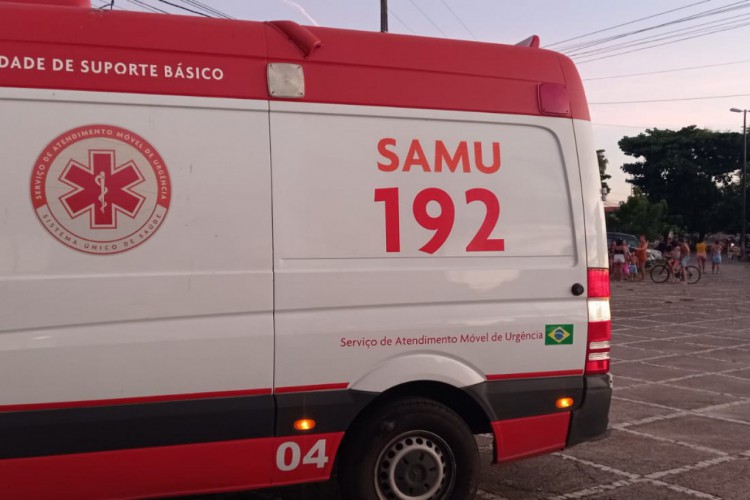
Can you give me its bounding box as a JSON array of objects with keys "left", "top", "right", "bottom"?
[
  {"left": 0, "top": 388, "right": 272, "bottom": 413},
  {"left": 0, "top": 433, "right": 344, "bottom": 500},
  {"left": 491, "top": 412, "right": 570, "bottom": 462},
  {"left": 274, "top": 383, "right": 349, "bottom": 394},
  {"left": 486, "top": 370, "right": 582, "bottom": 381}
]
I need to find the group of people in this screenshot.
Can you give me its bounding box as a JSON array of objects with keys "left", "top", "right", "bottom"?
[
  {"left": 662, "top": 239, "right": 693, "bottom": 281},
  {"left": 609, "top": 235, "right": 648, "bottom": 281},
  {"left": 665, "top": 238, "right": 723, "bottom": 275},
  {"left": 610, "top": 235, "right": 728, "bottom": 282}
]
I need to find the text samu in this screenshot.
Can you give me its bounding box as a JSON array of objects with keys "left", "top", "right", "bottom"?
[{"left": 377, "top": 138, "right": 501, "bottom": 174}]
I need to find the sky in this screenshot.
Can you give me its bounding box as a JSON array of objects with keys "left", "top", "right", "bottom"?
[{"left": 100, "top": 0, "right": 750, "bottom": 203}]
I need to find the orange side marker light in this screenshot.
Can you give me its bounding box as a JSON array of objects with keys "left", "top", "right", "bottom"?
[
  {"left": 294, "top": 419, "right": 316, "bottom": 431},
  {"left": 556, "top": 397, "right": 574, "bottom": 409}
]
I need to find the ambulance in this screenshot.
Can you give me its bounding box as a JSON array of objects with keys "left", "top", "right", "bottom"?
[{"left": 0, "top": 1, "right": 612, "bottom": 498}]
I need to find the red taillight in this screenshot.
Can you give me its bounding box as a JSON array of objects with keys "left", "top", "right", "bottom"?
[
  {"left": 586, "top": 268, "right": 611, "bottom": 375},
  {"left": 587, "top": 320, "right": 611, "bottom": 342},
  {"left": 586, "top": 355, "right": 610, "bottom": 374},
  {"left": 587, "top": 268, "right": 610, "bottom": 298}
]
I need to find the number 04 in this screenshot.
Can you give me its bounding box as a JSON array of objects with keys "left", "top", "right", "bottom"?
[
  {"left": 374, "top": 187, "right": 504, "bottom": 254},
  {"left": 275, "top": 439, "right": 329, "bottom": 472}
]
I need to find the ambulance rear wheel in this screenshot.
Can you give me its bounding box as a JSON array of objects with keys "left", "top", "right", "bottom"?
[{"left": 339, "top": 397, "right": 479, "bottom": 500}]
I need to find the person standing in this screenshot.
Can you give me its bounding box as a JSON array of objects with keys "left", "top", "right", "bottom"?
[
  {"left": 628, "top": 252, "right": 639, "bottom": 281},
  {"left": 635, "top": 235, "right": 648, "bottom": 281},
  {"left": 679, "top": 239, "right": 691, "bottom": 270},
  {"left": 612, "top": 239, "right": 628, "bottom": 281},
  {"left": 695, "top": 237, "right": 707, "bottom": 273},
  {"left": 668, "top": 240, "right": 681, "bottom": 281},
  {"left": 711, "top": 240, "right": 723, "bottom": 274}
]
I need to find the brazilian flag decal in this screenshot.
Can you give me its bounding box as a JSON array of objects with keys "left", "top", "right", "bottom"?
[{"left": 545, "top": 324, "right": 574, "bottom": 345}]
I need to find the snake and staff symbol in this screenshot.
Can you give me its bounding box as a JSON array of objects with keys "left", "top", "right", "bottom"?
[
  {"left": 36, "top": 126, "right": 169, "bottom": 254},
  {"left": 95, "top": 171, "right": 108, "bottom": 214}
]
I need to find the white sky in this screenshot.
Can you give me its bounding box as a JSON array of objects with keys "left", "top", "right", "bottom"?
[{"left": 107, "top": 0, "right": 750, "bottom": 203}]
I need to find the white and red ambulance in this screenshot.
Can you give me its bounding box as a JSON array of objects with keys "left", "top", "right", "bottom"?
[{"left": 0, "top": 1, "right": 612, "bottom": 498}]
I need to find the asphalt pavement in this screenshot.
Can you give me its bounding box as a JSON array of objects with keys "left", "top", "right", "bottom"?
[{"left": 196, "top": 258, "right": 750, "bottom": 500}]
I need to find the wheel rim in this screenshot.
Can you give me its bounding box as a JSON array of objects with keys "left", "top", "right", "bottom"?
[{"left": 375, "top": 431, "right": 455, "bottom": 500}]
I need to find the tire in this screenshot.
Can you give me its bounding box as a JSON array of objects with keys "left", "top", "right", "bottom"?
[
  {"left": 338, "top": 397, "right": 479, "bottom": 500},
  {"left": 684, "top": 265, "right": 701, "bottom": 284},
  {"left": 650, "top": 264, "right": 670, "bottom": 283}
]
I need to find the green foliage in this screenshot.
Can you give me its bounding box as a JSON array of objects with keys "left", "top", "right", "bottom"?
[
  {"left": 706, "top": 183, "right": 743, "bottom": 233},
  {"left": 605, "top": 193, "right": 668, "bottom": 240},
  {"left": 597, "top": 149, "right": 611, "bottom": 195},
  {"left": 618, "top": 126, "right": 742, "bottom": 235}
]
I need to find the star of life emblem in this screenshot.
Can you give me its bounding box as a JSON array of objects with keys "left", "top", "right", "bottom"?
[{"left": 31, "top": 125, "right": 171, "bottom": 255}]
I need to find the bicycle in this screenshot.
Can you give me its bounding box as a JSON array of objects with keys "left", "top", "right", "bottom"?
[{"left": 650, "top": 260, "right": 701, "bottom": 284}]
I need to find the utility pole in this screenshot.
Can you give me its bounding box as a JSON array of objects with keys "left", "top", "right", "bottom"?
[
  {"left": 731, "top": 108, "right": 747, "bottom": 259},
  {"left": 381, "top": 0, "right": 388, "bottom": 32}
]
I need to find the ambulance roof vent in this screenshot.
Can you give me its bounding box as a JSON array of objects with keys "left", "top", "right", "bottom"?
[
  {"left": 515, "top": 35, "right": 540, "bottom": 49},
  {"left": 268, "top": 20, "right": 323, "bottom": 57}
]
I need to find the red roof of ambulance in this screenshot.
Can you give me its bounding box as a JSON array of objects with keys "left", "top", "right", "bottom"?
[{"left": 0, "top": 3, "right": 589, "bottom": 120}]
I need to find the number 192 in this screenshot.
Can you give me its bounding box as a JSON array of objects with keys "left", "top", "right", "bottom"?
[{"left": 374, "top": 187, "right": 505, "bottom": 254}]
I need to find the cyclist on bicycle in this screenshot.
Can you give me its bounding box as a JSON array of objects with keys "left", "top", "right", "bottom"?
[{"left": 650, "top": 242, "right": 702, "bottom": 284}]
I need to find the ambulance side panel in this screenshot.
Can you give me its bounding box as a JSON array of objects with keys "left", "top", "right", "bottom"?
[
  {"left": 265, "top": 23, "right": 596, "bottom": 461},
  {"left": 0, "top": 91, "right": 279, "bottom": 494},
  {"left": 271, "top": 103, "right": 587, "bottom": 380}
]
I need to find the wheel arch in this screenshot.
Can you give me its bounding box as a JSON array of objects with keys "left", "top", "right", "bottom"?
[
  {"left": 338, "top": 379, "right": 493, "bottom": 466},
  {"left": 345, "top": 353, "right": 492, "bottom": 434},
  {"left": 334, "top": 355, "right": 493, "bottom": 477},
  {"left": 369, "top": 380, "right": 493, "bottom": 434}
]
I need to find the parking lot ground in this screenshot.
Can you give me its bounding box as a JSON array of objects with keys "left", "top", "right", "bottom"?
[
  {"left": 471, "top": 259, "right": 750, "bottom": 500},
  {"left": 197, "top": 260, "right": 750, "bottom": 500}
]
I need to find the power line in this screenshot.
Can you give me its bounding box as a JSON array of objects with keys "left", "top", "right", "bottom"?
[
  {"left": 180, "top": 0, "right": 232, "bottom": 19},
  {"left": 180, "top": 0, "right": 227, "bottom": 17},
  {"left": 590, "top": 92, "right": 750, "bottom": 105},
  {"left": 388, "top": 8, "right": 416, "bottom": 34},
  {"left": 584, "top": 58, "right": 750, "bottom": 81},
  {"left": 439, "top": 0, "right": 476, "bottom": 40},
  {"left": 558, "top": 0, "right": 750, "bottom": 54},
  {"left": 569, "top": 12, "right": 750, "bottom": 58},
  {"left": 576, "top": 20, "right": 750, "bottom": 63},
  {"left": 124, "top": 0, "right": 168, "bottom": 14},
  {"left": 546, "top": 0, "right": 712, "bottom": 47},
  {"left": 155, "top": 0, "right": 209, "bottom": 16},
  {"left": 568, "top": 10, "right": 750, "bottom": 56},
  {"left": 407, "top": 0, "right": 447, "bottom": 37}
]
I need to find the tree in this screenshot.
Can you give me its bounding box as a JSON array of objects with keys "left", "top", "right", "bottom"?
[
  {"left": 706, "top": 182, "right": 743, "bottom": 234},
  {"left": 597, "top": 149, "right": 611, "bottom": 197},
  {"left": 605, "top": 191, "right": 668, "bottom": 240},
  {"left": 619, "top": 126, "right": 741, "bottom": 235}
]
